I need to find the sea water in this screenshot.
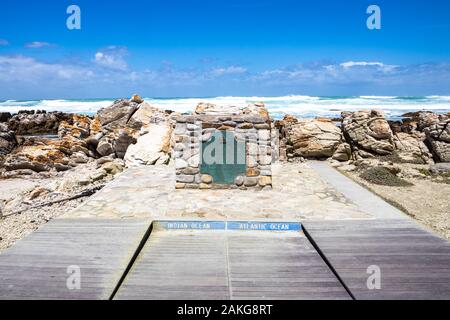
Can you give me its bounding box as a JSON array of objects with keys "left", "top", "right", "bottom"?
[{"left": 1, "top": 95, "right": 449, "bottom": 121}]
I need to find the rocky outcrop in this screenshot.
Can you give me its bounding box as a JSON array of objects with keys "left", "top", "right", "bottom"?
[
  {"left": 7, "top": 110, "right": 71, "bottom": 135},
  {"left": 124, "top": 124, "right": 173, "bottom": 166},
  {"left": 94, "top": 99, "right": 171, "bottom": 159},
  {"left": 3, "top": 138, "right": 72, "bottom": 172},
  {"left": 0, "top": 123, "right": 17, "bottom": 157},
  {"left": 392, "top": 131, "right": 433, "bottom": 164},
  {"left": 342, "top": 110, "right": 395, "bottom": 157},
  {"left": 399, "top": 112, "right": 450, "bottom": 162},
  {"left": 278, "top": 116, "right": 344, "bottom": 159}
]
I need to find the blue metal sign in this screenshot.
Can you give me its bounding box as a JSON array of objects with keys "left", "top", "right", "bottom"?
[{"left": 157, "top": 220, "right": 301, "bottom": 232}]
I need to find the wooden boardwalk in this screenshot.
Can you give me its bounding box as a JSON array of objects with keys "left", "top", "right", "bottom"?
[
  {"left": 0, "top": 219, "right": 151, "bottom": 300},
  {"left": 1, "top": 218, "right": 449, "bottom": 300},
  {"left": 114, "top": 224, "right": 351, "bottom": 300},
  {"left": 302, "top": 219, "right": 450, "bottom": 300}
]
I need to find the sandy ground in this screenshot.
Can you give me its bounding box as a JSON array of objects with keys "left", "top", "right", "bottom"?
[
  {"left": 343, "top": 168, "right": 450, "bottom": 240},
  {"left": 0, "top": 162, "right": 117, "bottom": 252}
]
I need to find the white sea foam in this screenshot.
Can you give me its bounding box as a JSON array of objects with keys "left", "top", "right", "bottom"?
[{"left": 1, "top": 95, "right": 449, "bottom": 120}]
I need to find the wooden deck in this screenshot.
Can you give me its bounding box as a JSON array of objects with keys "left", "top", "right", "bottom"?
[
  {"left": 0, "top": 219, "right": 151, "bottom": 300},
  {"left": 1, "top": 218, "right": 449, "bottom": 300},
  {"left": 302, "top": 219, "right": 450, "bottom": 300},
  {"left": 114, "top": 225, "right": 351, "bottom": 300}
]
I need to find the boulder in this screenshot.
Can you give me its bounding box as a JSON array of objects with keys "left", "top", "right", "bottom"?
[
  {"left": 342, "top": 110, "right": 395, "bottom": 156},
  {"left": 124, "top": 124, "right": 173, "bottom": 166},
  {"left": 0, "top": 112, "right": 11, "bottom": 122},
  {"left": 283, "top": 117, "right": 343, "bottom": 158},
  {"left": 3, "top": 140, "right": 70, "bottom": 172},
  {"left": 332, "top": 143, "right": 352, "bottom": 161},
  {"left": 130, "top": 94, "right": 144, "bottom": 104},
  {"left": 97, "top": 99, "right": 139, "bottom": 128},
  {"left": 58, "top": 114, "right": 92, "bottom": 140},
  {"left": 0, "top": 123, "right": 18, "bottom": 156},
  {"left": 7, "top": 111, "right": 71, "bottom": 135},
  {"left": 408, "top": 112, "right": 450, "bottom": 162},
  {"left": 393, "top": 131, "right": 433, "bottom": 164}
]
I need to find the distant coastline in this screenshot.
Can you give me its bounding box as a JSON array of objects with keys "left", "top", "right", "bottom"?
[{"left": 1, "top": 95, "right": 450, "bottom": 121}]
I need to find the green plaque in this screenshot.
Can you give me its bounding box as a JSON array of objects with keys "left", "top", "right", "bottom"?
[{"left": 200, "top": 130, "right": 246, "bottom": 184}]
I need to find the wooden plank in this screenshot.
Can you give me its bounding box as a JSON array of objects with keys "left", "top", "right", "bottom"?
[
  {"left": 0, "top": 219, "right": 151, "bottom": 300},
  {"left": 114, "top": 229, "right": 351, "bottom": 300},
  {"left": 302, "top": 219, "right": 450, "bottom": 300}
]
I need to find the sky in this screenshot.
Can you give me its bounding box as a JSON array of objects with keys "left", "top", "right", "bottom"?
[{"left": 1, "top": 0, "right": 450, "bottom": 99}]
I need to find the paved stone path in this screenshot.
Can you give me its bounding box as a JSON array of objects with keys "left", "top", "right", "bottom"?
[{"left": 63, "top": 163, "right": 371, "bottom": 221}]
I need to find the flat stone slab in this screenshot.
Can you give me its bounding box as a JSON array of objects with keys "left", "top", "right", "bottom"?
[
  {"left": 302, "top": 219, "right": 450, "bottom": 300},
  {"left": 64, "top": 163, "right": 370, "bottom": 221},
  {"left": 114, "top": 226, "right": 351, "bottom": 300},
  {"left": 0, "top": 219, "right": 151, "bottom": 300}
]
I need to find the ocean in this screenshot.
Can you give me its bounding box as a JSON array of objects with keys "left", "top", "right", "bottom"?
[{"left": 1, "top": 95, "right": 449, "bottom": 121}]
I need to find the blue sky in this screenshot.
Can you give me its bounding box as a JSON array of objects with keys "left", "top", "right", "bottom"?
[{"left": 1, "top": 0, "right": 450, "bottom": 99}]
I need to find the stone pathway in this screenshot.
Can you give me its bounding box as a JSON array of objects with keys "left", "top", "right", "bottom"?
[{"left": 62, "top": 163, "right": 371, "bottom": 221}]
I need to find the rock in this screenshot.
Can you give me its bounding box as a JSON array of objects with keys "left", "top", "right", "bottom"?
[
  {"left": 124, "top": 124, "right": 173, "bottom": 166},
  {"left": 409, "top": 112, "right": 450, "bottom": 162},
  {"left": 393, "top": 132, "right": 433, "bottom": 164},
  {"left": 58, "top": 114, "right": 91, "bottom": 140},
  {"left": 246, "top": 168, "right": 260, "bottom": 177},
  {"left": 332, "top": 143, "right": 352, "bottom": 162},
  {"left": 71, "top": 151, "right": 89, "bottom": 164},
  {"left": 97, "top": 99, "right": 139, "bottom": 127},
  {"left": 282, "top": 117, "right": 343, "bottom": 158},
  {"left": 3, "top": 138, "right": 72, "bottom": 172},
  {"left": 96, "top": 155, "right": 115, "bottom": 165},
  {"left": 201, "top": 174, "right": 213, "bottom": 184},
  {"left": 428, "top": 140, "right": 450, "bottom": 162},
  {"left": 101, "top": 161, "right": 124, "bottom": 175},
  {"left": 96, "top": 136, "right": 114, "bottom": 157},
  {"left": 90, "top": 169, "right": 108, "bottom": 182},
  {"left": 28, "top": 187, "right": 49, "bottom": 200},
  {"left": 0, "top": 123, "right": 18, "bottom": 156},
  {"left": 430, "top": 163, "right": 450, "bottom": 174},
  {"left": 258, "top": 176, "right": 272, "bottom": 187},
  {"left": 113, "top": 129, "right": 137, "bottom": 159},
  {"left": 244, "top": 177, "right": 258, "bottom": 187},
  {"left": 0, "top": 112, "right": 12, "bottom": 122},
  {"left": 7, "top": 111, "right": 71, "bottom": 135},
  {"left": 235, "top": 176, "right": 244, "bottom": 186},
  {"left": 342, "top": 110, "right": 395, "bottom": 156},
  {"left": 130, "top": 94, "right": 144, "bottom": 104},
  {"left": 127, "top": 102, "right": 168, "bottom": 129}
]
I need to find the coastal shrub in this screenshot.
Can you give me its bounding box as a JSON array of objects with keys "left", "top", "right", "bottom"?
[
  {"left": 418, "top": 168, "right": 450, "bottom": 185},
  {"left": 360, "top": 167, "right": 414, "bottom": 187},
  {"left": 378, "top": 152, "right": 426, "bottom": 165}
]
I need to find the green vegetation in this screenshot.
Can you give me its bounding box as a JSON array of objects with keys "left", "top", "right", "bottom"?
[
  {"left": 418, "top": 168, "right": 450, "bottom": 185},
  {"left": 378, "top": 152, "right": 426, "bottom": 165},
  {"left": 359, "top": 167, "right": 414, "bottom": 187}
]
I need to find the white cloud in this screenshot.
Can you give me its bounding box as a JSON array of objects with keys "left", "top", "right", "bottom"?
[
  {"left": 0, "top": 55, "right": 94, "bottom": 83},
  {"left": 94, "top": 46, "right": 128, "bottom": 71},
  {"left": 340, "top": 61, "right": 398, "bottom": 73},
  {"left": 0, "top": 39, "right": 9, "bottom": 46},
  {"left": 25, "top": 41, "right": 56, "bottom": 49},
  {"left": 211, "top": 66, "right": 247, "bottom": 76}
]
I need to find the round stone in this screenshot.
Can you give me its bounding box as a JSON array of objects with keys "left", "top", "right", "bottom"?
[
  {"left": 201, "top": 174, "right": 213, "bottom": 184},
  {"left": 259, "top": 176, "right": 272, "bottom": 187},
  {"left": 246, "top": 168, "right": 260, "bottom": 177},
  {"left": 235, "top": 176, "right": 244, "bottom": 186}
]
